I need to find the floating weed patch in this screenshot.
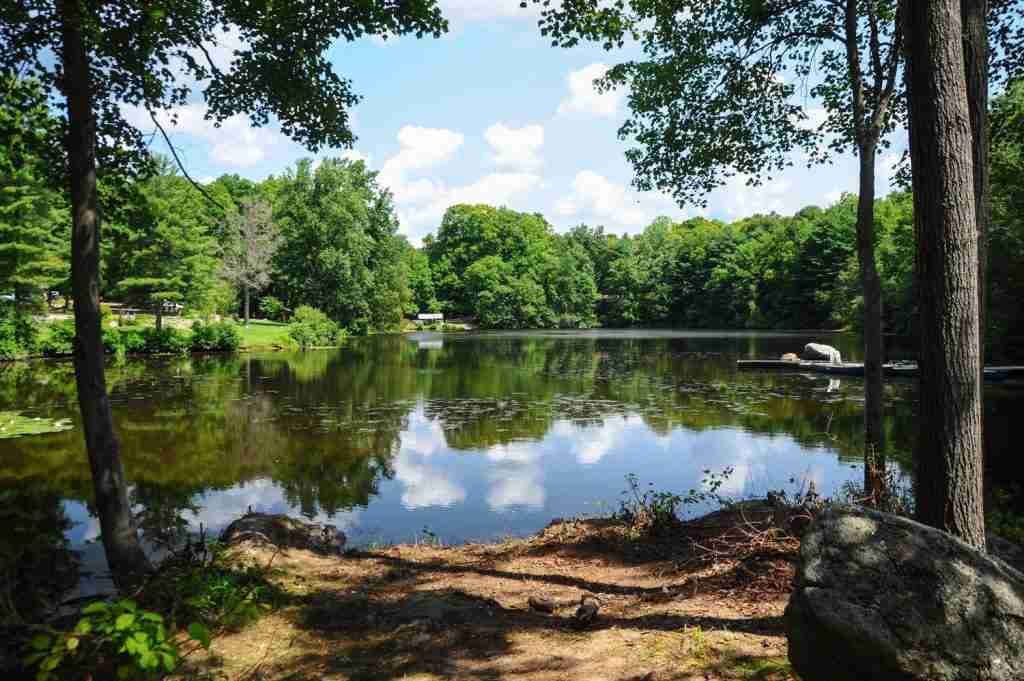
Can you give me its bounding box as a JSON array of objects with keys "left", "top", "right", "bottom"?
[{"left": 0, "top": 411, "right": 73, "bottom": 439}]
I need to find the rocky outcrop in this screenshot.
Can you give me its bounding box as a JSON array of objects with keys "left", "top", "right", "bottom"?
[
  {"left": 786, "top": 506, "right": 1024, "bottom": 681},
  {"left": 220, "top": 512, "right": 346, "bottom": 554},
  {"left": 802, "top": 343, "right": 842, "bottom": 363}
]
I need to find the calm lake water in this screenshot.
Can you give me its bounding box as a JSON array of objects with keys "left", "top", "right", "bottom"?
[{"left": 2, "top": 330, "right": 1022, "bottom": 593}]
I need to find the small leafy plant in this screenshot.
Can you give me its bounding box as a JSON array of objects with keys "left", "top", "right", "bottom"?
[
  {"left": 23, "top": 599, "right": 210, "bottom": 681},
  {"left": 617, "top": 468, "right": 734, "bottom": 536}
]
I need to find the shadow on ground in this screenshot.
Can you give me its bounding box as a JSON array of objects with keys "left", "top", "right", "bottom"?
[{"left": 176, "top": 517, "right": 795, "bottom": 681}]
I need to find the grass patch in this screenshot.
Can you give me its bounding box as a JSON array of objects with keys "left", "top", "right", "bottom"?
[{"left": 237, "top": 320, "right": 293, "bottom": 349}]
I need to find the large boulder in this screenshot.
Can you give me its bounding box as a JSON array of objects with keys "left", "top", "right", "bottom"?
[
  {"left": 802, "top": 342, "right": 842, "bottom": 363},
  {"left": 220, "top": 512, "right": 346, "bottom": 554},
  {"left": 786, "top": 506, "right": 1024, "bottom": 681}
]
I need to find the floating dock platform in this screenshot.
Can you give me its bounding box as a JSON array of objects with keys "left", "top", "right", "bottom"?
[{"left": 736, "top": 360, "right": 1024, "bottom": 382}]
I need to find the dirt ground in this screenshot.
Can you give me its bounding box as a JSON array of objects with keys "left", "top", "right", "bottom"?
[{"left": 177, "top": 511, "right": 799, "bottom": 681}]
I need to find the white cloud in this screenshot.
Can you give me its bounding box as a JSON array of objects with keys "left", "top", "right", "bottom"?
[
  {"left": 485, "top": 122, "right": 544, "bottom": 170},
  {"left": 554, "top": 170, "right": 649, "bottom": 228},
  {"left": 122, "top": 102, "right": 285, "bottom": 168},
  {"left": 557, "top": 63, "right": 623, "bottom": 118},
  {"left": 716, "top": 174, "right": 795, "bottom": 217},
  {"left": 823, "top": 189, "right": 845, "bottom": 205},
  {"left": 392, "top": 172, "right": 541, "bottom": 240},
  {"left": 378, "top": 125, "right": 465, "bottom": 192},
  {"left": 340, "top": 149, "right": 372, "bottom": 165},
  {"left": 375, "top": 124, "right": 541, "bottom": 241}
]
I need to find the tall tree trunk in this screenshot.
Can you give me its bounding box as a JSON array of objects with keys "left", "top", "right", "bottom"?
[
  {"left": 962, "top": 0, "right": 989, "bottom": 363},
  {"left": 155, "top": 306, "right": 163, "bottom": 331},
  {"left": 962, "top": 0, "right": 990, "bottom": 515},
  {"left": 58, "top": 0, "right": 151, "bottom": 585},
  {"left": 903, "top": 0, "right": 986, "bottom": 550},
  {"left": 856, "top": 139, "right": 886, "bottom": 503},
  {"left": 244, "top": 284, "right": 250, "bottom": 325}
]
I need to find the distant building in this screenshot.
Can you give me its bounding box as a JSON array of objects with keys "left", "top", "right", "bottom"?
[{"left": 417, "top": 313, "right": 444, "bottom": 321}]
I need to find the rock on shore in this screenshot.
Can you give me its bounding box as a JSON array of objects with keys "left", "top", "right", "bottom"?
[
  {"left": 786, "top": 506, "right": 1024, "bottom": 681},
  {"left": 220, "top": 512, "right": 346, "bottom": 554}
]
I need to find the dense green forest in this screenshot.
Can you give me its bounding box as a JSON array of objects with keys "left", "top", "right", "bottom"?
[{"left": 4, "top": 77, "right": 1024, "bottom": 355}]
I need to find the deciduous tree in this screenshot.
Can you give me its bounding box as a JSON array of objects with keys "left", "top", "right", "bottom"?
[
  {"left": 0, "top": 0, "right": 446, "bottom": 585},
  {"left": 532, "top": 0, "right": 904, "bottom": 499},
  {"left": 222, "top": 200, "right": 280, "bottom": 325}
]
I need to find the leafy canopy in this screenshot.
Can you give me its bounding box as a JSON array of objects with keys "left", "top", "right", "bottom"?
[
  {"left": 1, "top": 0, "right": 448, "bottom": 185},
  {"left": 531, "top": 0, "right": 906, "bottom": 205}
]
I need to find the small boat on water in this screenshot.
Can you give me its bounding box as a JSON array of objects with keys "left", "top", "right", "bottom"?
[{"left": 736, "top": 359, "right": 1024, "bottom": 382}]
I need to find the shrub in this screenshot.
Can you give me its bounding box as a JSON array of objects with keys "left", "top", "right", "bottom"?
[
  {"left": 288, "top": 306, "right": 342, "bottom": 348},
  {"left": 141, "top": 327, "right": 190, "bottom": 355},
  {"left": 0, "top": 304, "right": 38, "bottom": 360},
  {"left": 616, "top": 469, "right": 733, "bottom": 537},
  {"left": 259, "top": 296, "right": 286, "bottom": 321},
  {"left": 102, "top": 327, "right": 147, "bottom": 358},
  {"left": 39, "top": 320, "right": 75, "bottom": 357},
  {"left": 190, "top": 321, "right": 241, "bottom": 352},
  {"left": 23, "top": 599, "right": 210, "bottom": 681}
]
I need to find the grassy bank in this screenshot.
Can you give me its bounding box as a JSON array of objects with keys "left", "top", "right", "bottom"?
[{"left": 236, "top": 320, "right": 292, "bottom": 350}]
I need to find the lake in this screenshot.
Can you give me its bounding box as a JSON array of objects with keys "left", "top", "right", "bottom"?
[{"left": 2, "top": 330, "right": 1022, "bottom": 595}]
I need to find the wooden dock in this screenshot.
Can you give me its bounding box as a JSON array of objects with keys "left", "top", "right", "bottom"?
[{"left": 736, "top": 360, "right": 1024, "bottom": 382}]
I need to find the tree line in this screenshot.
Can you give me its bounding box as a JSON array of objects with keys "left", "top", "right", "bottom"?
[{"left": 7, "top": 101, "right": 1024, "bottom": 358}]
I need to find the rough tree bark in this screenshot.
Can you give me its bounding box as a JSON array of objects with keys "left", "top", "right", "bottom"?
[
  {"left": 962, "top": 0, "right": 990, "bottom": 514},
  {"left": 962, "top": 0, "right": 988, "bottom": 367},
  {"left": 58, "top": 0, "right": 152, "bottom": 584},
  {"left": 903, "top": 0, "right": 986, "bottom": 550}
]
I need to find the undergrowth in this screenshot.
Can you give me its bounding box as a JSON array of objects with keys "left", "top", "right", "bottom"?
[{"left": 20, "top": 535, "right": 284, "bottom": 681}]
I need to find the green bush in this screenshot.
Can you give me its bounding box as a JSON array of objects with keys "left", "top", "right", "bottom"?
[
  {"left": 190, "top": 321, "right": 241, "bottom": 352},
  {"left": 23, "top": 598, "right": 209, "bottom": 681},
  {"left": 288, "top": 306, "right": 343, "bottom": 348},
  {"left": 259, "top": 296, "right": 286, "bottom": 321},
  {"left": 141, "top": 327, "right": 190, "bottom": 355},
  {"left": 39, "top": 320, "right": 75, "bottom": 357},
  {"left": 0, "top": 304, "right": 38, "bottom": 360},
  {"left": 102, "top": 327, "right": 147, "bottom": 358}
]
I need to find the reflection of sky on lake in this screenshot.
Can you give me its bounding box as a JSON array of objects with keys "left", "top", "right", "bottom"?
[{"left": 115, "top": 403, "right": 858, "bottom": 547}]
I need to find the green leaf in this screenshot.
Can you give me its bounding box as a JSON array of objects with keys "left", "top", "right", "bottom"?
[
  {"left": 161, "top": 651, "right": 177, "bottom": 672},
  {"left": 29, "top": 635, "right": 51, "bottom": 651},
  {"left": 40, "top": 653, "right": 62, "bottom": 672},
  {"left": 187, "top": 622, "right": 211, "bottom": 649},
  {"left": 115, "top": 613, "right": 136, "bottom": 630},
  {"left": 65, "top": 637, "right": 79, "bottom": 652},
  {"left": 117, "top": 599, "right": 138, "bottom": 612},
  {"left": 82, "top": 601, "right": 108, "bottom": 615},
  {"left": 116, "top": 662, "right": 135, "bottom": 680},
  {"left": 140, "top": 611, "right": 163, "bottom": 623}
]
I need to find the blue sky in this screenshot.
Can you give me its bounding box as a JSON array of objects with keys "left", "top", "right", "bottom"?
[{"left": 124, "top": 0, "right": 904, "bottom": 245}]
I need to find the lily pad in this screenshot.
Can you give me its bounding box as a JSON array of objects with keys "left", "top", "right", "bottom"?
[{"left": 0, "top": 411, "right": 74, "bottom": 439}]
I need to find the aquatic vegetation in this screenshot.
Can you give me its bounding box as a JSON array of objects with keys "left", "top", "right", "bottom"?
[{"left": 0, "top": 411, "right": 73, "bottom": 439}]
